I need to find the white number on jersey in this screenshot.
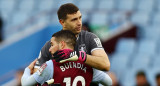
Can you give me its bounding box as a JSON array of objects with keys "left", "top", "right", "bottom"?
[{"left": 63, "top": 76, "right": 85, "bottom": 86}]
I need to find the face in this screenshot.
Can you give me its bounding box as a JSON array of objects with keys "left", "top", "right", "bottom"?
[
  {"left": 136, "top": 75, "right": 147, "bottom": 85},
  {"left": 49, "top": 37, "right": 60, "bottom": 57},
  {"left": 62, "top": 11, "right": 82, "bottom": 35}
]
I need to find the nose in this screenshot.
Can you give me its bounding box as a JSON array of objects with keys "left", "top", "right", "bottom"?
[{"left": 77, "top": 19, "right": 82, "bottom": 26}]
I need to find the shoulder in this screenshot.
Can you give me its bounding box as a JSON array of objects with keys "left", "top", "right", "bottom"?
[
  {"left": 37, "top": 60, "right": 53, "bottom": 75},
  {"left": 80, "top": 30, "right": 98, "bottom": 39},
  {"left": 45, "top": 41, "right": 51, "bottom": 47},
  {"left": 36, "top": 60, "right": 53, "bottom": 78},
  {"left": 41, "top": 40, "right": 51, "bottom": 53},
  {"left": 46, "top": 60, "right": 53, "bottom": 68},
  {"left": 46, "top": 40, "right": 51, "bottom": 44},
  {"left": 33, "top": 60, "right": 53, "bottom": 84},
  {"left": 41, "top": 40, "right": 51, "bottom": 50},
  {"left": 81, "top": 30, "right": 95, "bottom": 35}
]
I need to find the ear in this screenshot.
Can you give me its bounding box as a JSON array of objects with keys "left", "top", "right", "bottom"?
[
  {"left": 59, "top": 41, "right": 66, "bottom": 49},
  {"left": 59, "top": 19, "right": 64, "bottom": 26}
]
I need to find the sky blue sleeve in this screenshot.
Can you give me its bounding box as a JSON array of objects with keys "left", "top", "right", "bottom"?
[
  {"left": 21, "top": 67, "right": 37, "bottom": 86},
  {"left": 33, "top": 60, "right": 54, "bottom": 85},
  {"left": 92, "top": 68, "right": 112, "bottom": 86}
]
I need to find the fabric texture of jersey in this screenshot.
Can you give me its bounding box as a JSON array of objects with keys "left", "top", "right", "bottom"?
[{"left": 52, "top": 60, "right": 93, "bottom": 86}]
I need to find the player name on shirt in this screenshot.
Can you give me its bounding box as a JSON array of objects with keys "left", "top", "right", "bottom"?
[{"left": 59, "top": 62, "right": 87, "bottom": 73}]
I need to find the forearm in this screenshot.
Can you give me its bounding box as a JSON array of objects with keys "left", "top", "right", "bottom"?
[
  {"left": 100, "top": 73, "right": 112, "bottom": 86},
  {"left": 92, "top": 69, "right": 112, "bottom": 86},
  {"left": 85, "top": 55, "right": 110, "bottom": 71},
  {"left": 21, "top": 67, "right": 37, "bottom": 86}
]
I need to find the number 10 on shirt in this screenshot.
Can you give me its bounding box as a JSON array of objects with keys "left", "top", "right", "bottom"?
[{"left": 63, "top": 76, "right": 85, "bottom": 86}]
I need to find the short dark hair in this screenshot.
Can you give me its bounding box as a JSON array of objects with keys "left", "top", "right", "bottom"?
[
  {"left": 136, "top": 71, "right": 146, "bottom": 76},
  {"left": 57, "top": 3, "right": 79, "bottom": 20},
  {"left": 52, "top": 30, "right": 76, "bottom": 48}
]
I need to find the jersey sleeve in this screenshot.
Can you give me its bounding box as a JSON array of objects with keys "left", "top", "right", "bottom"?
[
  {"left": 88, "top": 32, "right": 104, "bottom": 53},
  {"left": 92, "top": 69, "right": 112, "bottom": 86},
  {"left": 35, "top": 41, "right": 51, "bottom": 68},
  {"left": 21, "top": 67, "right": 37, "bottom": 86},
  {"left": 33, "top": 60, "right": 54, "bottom": 84}
]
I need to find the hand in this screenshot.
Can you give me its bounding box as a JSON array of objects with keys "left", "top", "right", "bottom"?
[
  {"left": 28, "top": 59, "right": 37, "bottom": 74},
  {"left": 53, "top": 49, "right": 87, "bottom": 63},
  {"left": 53, "top": 49, "right": 73, "bottom": 62},
  {"left": 69, "top": 51, "right": 87, "bottom": 62}
]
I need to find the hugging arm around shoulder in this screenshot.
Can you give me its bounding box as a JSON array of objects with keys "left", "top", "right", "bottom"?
[
  {"left": 21, "top": 60, "right": 53, "bottom": 86},
  {"left": 85, "top": 32, "right": 110, "bottom": 71}
]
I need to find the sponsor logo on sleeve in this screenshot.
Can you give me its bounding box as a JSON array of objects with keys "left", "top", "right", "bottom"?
[
  {"left": 37, "top": 63, "right": 47, "bottom": 75},
  {"left": 94, "top": 38, "right": 102, "bottom": 47}
]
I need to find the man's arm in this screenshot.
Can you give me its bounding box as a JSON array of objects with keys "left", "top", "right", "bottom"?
[
  {"left": 57, "top": 48, "right": 110, "bottom": 71},
  {"left": 92, "top": 69, "right": 112, "bottom": 86},
  {"left": 85, "top": 32, "right": 110, "bottom": 71},
  {"left": 33, "top": 60, "right": 53, "bottom": 84},
  {"left": 21, "top": 60, "right": 53, "bottom": 85},
  {"left": 85, "top": 49, "right": 110, "bottom": 71},
  {"left": 21, "top": 68, "right": 37, "bottom": 86},
  {"left": 21, "top": 59, "right": 38, "bottom": 86}
]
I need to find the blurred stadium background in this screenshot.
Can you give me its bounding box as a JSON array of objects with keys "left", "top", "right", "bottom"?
[{"left": 0, "top": 0, "right": 160, "bottom": 86}]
